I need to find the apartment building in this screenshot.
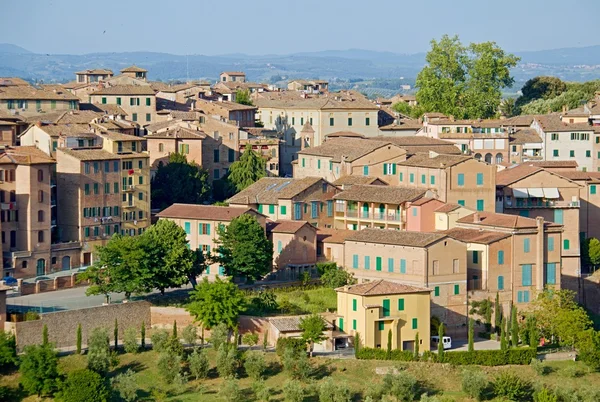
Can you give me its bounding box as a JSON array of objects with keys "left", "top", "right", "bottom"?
[
  {"left": 227, "top": 177, "right": 339, "bottom": 228},
  {"left": 239, "top": 138, "right": 281, "bottom": 177},
  {"left": 75, "top": 69, "right": 114, "bottom": 84},
  {"left": 90, "top": 86, "right": 156, "bottom": 124},
  {"left": 119, "top": 65, "right": 148, "bottom": 81},
  {"left": 220, "top": 72, "right": 246, "bottom": 83},
  {"left": 287, "top": 80, "right": 329, "bottom": 93},
  {"left": 343, "top": 229, "right": 467, "bottom": 333},
  {"left": 146, "top": 126, "right": 207, "bottom": 169},
  {"left": 332, "top": 185, "right": 428, "bottom": 230},
  {"left": 317, "top": 228, "right": 354, "bottom": 267},
  {"left": 267, "top": 220, "right": 317, "bottom": 271},
  {"left": 20, "top": 121, "right": 100, "bottom": 157},
  {"left": 0, "top": 111, "right": 27, "bottom": 146},
  {"left": 294, "top": 137, "right": 407, "bottom": 183},
  {"left": 194, "top": 97, "right": 256, "bottom": 128},
  {"left": 508, "top": 128, "right": 543, "bottom": 164},
  {"left": 253, "top": 91, "right": 380, "bottom": 175},
  {"left": 0, "top": 85, "right": 79, "bottom": 117},
  {"left": 495, "top": 164, "right": 581, "bottom": 281},
  {"left": 156, "top": 204, "right": 266, "bottom": 279},
  {"left": 336, "top": 280, "right": 431, "bottom": 351}
]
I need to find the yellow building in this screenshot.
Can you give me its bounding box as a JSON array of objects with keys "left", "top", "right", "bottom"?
[{"left": 336, "top": 280, "right": 431, "bottom": 351}]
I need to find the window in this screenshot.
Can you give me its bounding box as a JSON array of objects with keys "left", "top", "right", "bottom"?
[
  {"left": 553, "top": 149, "right": 559, "bottom": 157},
  {"left": 434, "top": 286, "right": 440, "bottom": 297},
  {"left": 352, "top": 319, "right": 357, "bottom": 330},
  {"left": 347, "top": 117, "right": 352, "bottom": 126},
  {"left": 364, "top": 256, "right": 371, "bottom": 270},
  {"left": 104, "top": 183, "right": 110, "bottom": 194},
  {"left": 132, "top": 113, "right": 137, "bottom": 122},
  {"left": 548, "top": 237, "right": 554, "bottom": 251},
  {"left": 521, "top": 264, "right": 532, "bottom": 286},
  {"left": 280, "top": 205, "right": 287, "bottom": 215},
  {"left": 524, "top": 291, "right": 530, "bottom": 302},
  {"left": 409, "top": 173, "right": 414, "bottom": 183},
  {"left": 365, "top": 117, "right": 370, "bottom": 126},
  {"left": 476, "top": 199, "right": 484, "bottom": 211},
  {"left": 146, "top": 113, "right": 151, "bottom": 122},
  {"left": 400, "top": 259, "right": 406, "bottom": 274},
  {"left": 457, "top": 173, "right": 465, "bottom": 186},
  {"left": 114, "top": 182, "right": 119, "bottom": 193},
  {"left": 388, "top": 258, "right": 394, "bottom": 273},
  {"left": 184, "top": 222, "right": 191, "bottom": 234},
  {"left": 458, "top": 200, "right": 465, "bottom": 206},
  {"left": 138, "top": 192, "right": 143, "bottom": 200},
  {"left": 564, "top": 239, "right": 570, "bottom": 250},
  {"left": 301, "top": 158, "right": 305, "bottom": 168},
  {"left": 400, "top": 172, "right": 404, "bottom": 182},
  {"left": 382, "top": 299, "right": 390, "bottom": 317},
  {"left": 84, "top": 163, "right": 90, "bottom": 174},
  {"left": 591, "top": 185, "right": 597, "bottom": 195},
  {"left": 554, "top": 209, "right": 563, "bottom": 224},
  {"left": 454, "top": 284, "right": 459, "bottom": 295},
  {"left": 398, "top": 298, "right": 404, "bottom": 311},
  {"left": 277, "top": 241, "right": 282, "bottom": 253},
  {"left": 376, "top": 257, "right": 382, "bottom": 271},
  {"left": 587, "top": 150, "right": 592, "bottom": 158},
  {"left": 352, "top": 254, "right": 359, "bottom": 269},
  {"left": 524, "top": 238, "right": 530, "bottom": 253},
  {"left": 546, "top": 263, "right": 556, "bottom": 285},
  {"left": 412, "top": 207, "right": 418, "bottom": 217},
  {"left": 317, "top": 160, "right": 321, "bottom": 170},
  {"left": 570, "top": 150, "right": 575, "bottom": 158},
  {"left": 37, "top": 169, "right": 44, "bottom": 182},
  {"left": 363, "top": 166, "right": 369, "bottom": 176},
  {"left": 498, "top": 275, "right": 504, "bottom": 290},
  {"left": 101, "top": 97, "right": 107, "bottom": 104},
  {"left": 430, "top": 175, "right": 435, "bottom": 185},
  {"left": 476, "top": 173, "right": 483, "bottom": 186},
  {"left": 412, "top": 318, "right": 418, "bottom": 330},
  {"left": 352, "top": 299, "right": 357, "bottom": 311},
  {"left": 421, "top": 174, "right": 426, "bottom": 184},
  {"left": 93, "top": 162, "right": 99, "bottom": 173},
  {"left": 327, "top": 200, "right": 333, "bottom": 217},
  {"left": 84, "top": 184, "right": 90, "bottom": 195},
  {"left": 497, "top": 250, "right": 504, "bottom": 265},
  {"left": 228, "top": 149, "right": 235, "bottom": 162},
  {"left": 146, "top": 97, "right": 151, "bottom": 106},
  {"left": 311, "top": 201, "right": 318, "bottom": 218},
  {"left": 551, "top": 133, "right": 559, "bottom": 141},
  {"left": 453, "top": 259, "right": 459, "bottom": 273},
  {"left": 329, "top": 117, "right": 334, "bottom": 126},
  {"left": 38, "top": 230, "right": 44, "bottom": 243},
  {"left": 37, "top": 210, "right": 44, "bottom": 222},
  {"left": 472, "top": 251, "right": 479, "bottom": 264},
  {"left": 93, "top": 183, "right": 99, "bottom": 194},
  {"left": 113, "top": 161, "right": 119, "bottom": 172},
  {"left": 213, "top": 169, "right": 220, "bottom": 179},
  {"left": 378, "top": 322, "right": 384, "bottom": 331}
]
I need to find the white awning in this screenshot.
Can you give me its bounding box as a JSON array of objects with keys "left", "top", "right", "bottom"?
[
  {"left": 528, "top": 188, "right": 544, "bottom": 198},
  {"left": 543, "top": 188, "right": 560, "bottom": 199},
  {"left": 512, "top": 188, "right": 529, "bottom": 198}
]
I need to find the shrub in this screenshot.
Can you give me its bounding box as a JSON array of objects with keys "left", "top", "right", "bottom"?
[
  {"left": 440, "top": 348, "right": 536, "bottom": 366},
  {"left": 150, "top": 329, "right": 170, "bottom": 352},
  {"left": 318, "top": 377, "right": 351, "bottom": 402},
  {"left": 355, "top": 346, "right": 415, "bottom": 361},
  {"left": 282, "top": 347, "right": 312, "bottom": 380},
  {"left": 188, "top": 347, "right": 210, "bottom": 380},
  {"left": 533, "top": 387, "right": 557, "bottom": 402},
  {"left": 382, "top": 372, "right": 420, "bottom": 402},
  {"left": 530, "top": 358, "right": 550, "bottom": 376},
  {"left": 219, "top": 378, "right": 242, "bottom": 402},
  {"left": 19, "top": 344, "right": 58, "bottom": 397},
  {"left": 111, "top": 369, "right": 138, "bottom": 402},
  {"left": 165, "top": 334, "right": 184, "bottom": 356},
  {"left": 0, "top": 330, "right": 17, "bottom": 371},
  {"left": 493, "top": 372, "right": 533, "bottom": 401},
  {"left": 243, "top": 332, "right": 259, "bottom": 347},
  {"left": 210, "top": 323, "right": 229, "bottom": 350},
  {"left": 87, "top": 328, "right": 110, "bottom": 374},
  {"left": 561, "top": 365, "right": 585, "bottom": 378},
  {"left": 0, "top": 386, "right": 17, "bottom": 401},
  {"left": 123, "top": 327, "right": 139, "bottom": 354},
  {"left": 320, "top": 267, "right": 355, "bottom": 288},
  {"left": 244, "top": 350, "right": 267, "bottom": 380},
  {"left": 157, "top": 351, "right": 182, "bottom": 384},
  {"left": 576, "top": 329, "right": 600, "bottom": 371},
  {"left": 276, "top": 337, "right": 306, "bottom": 357},
  {"left": 24, "top": 311, "right": 40, "bottom": 321},
  {"left": 461, "top": 368, "right": 488, "bottom": 401},
  {"left": 57, "top": 369, "right": 110, "bottom": 402},
  {"left": 253, "top": 379, "right": 272, "bottom": 402},
  {"left": 283, "top": 379, "right": 305, "bottom": 402},
  {"left": 182, "top": 325, "right": 197, "bottom": 346},
  {"left": 216, "top": 343, "right": 239, "bottom": 378}
]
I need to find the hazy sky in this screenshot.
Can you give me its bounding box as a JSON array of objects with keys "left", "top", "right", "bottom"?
[{"left": 2, "top": 0, "right": 599, "bottom": 55}]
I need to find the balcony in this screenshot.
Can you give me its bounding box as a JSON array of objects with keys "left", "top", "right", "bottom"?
[
  {"left": 336, "top": 211, "right": 403, "bottom": 222},
  {"left": 505, "top": 199, "right": 580, "bottom": 209},
  {"left": 0, "top": 202, "right": 17, "bottom": 210},
  {"left": 122, "top": 185, "right": 135, "bottom": 192}
]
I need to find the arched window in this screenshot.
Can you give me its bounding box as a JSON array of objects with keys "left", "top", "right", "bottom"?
[
  {"left": 38, "top": 210, "right": 44, "bottom": 222},
  {"left": 495, "top": 153, "right": 504, "bottom": 164},
  {"left": 484, "top": 153, "right": 493, "bottom": 164},
  {"left": 474, "top": 153, "right": 482, "bottom": 160},
  {"left": 38, "top": 190, "right": 44, "bottom": 203}
]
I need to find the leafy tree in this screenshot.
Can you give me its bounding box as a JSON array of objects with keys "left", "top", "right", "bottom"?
[
  {"left": 468, "top": 318, "right": 475, "bottom": 352},
  {"left": 526, "top": 316, "right": 538, "bottom": 348},
  {"left": 188, "top": 347, "right": 210, "bottom": 380},
  {"left": 263, "top": 330, "right": 269, "bottom": 351},
  {"left": 461, "top": 368, "right": 488, "bottom": 401},
  {"left": 151, "top": 152, "right": 210, "bottom": 210},
  {"left": 382, "top": 372, "right": 420, "bottom": 402},
  {"left": 216, "top": 343, "right": 239, "bottom": 378},
  {"left": 151, "top": 329, "right": 170, "bottom": 352},
  {"left": 212, "top": 214, "right": 273, "bottom": 282},
  {"left": 533, "top": 387, "right": 558, "bottom": 402},
  {"left": 76, "top": 324, "right": 82, "bottom": 355},
  {"left": 57, "top": 369, "right": 109, "bottom": 402},
  {"left": 282, "top": 347, "right": 312, "bottom": 380},
  {"left": 320, "top": 267, "right": 356, "bottom": 288},
  {"left": 300, "top": 314, "right": 327, "bottom": 358},
  {"left": 87, "top": 328, "right": 110, "bottom": 374},
  {"left": 500, "top": 97, "right": 516, "bottom": 117},
  {"left": 242, "top": 332, "right": 259, "bottom": 347},
  {"left": 437, "top": 323, "right": 445, "bottom": 361},
  {"left": 235, "top": 89, "right": 253, "bottom": 106},
  {"left": 469, "top": 299, "right": 493, "bottom": 332},
  {"left": 0, "top": 330, "right": 17, "bottom": 371},
  {"left": 157, "top": 351, "right": 182, "bottom": 384},
  {"left": 111, "top": 369, "right": 138, "bottom": 402},
  {"left": 253, "top": 380, "right": 272, "bottom": 402},
  {"left": 283, "top": 379, "right": 305, "bottom": 402},
  {"left": 318, "top": 377, "right": 351, "bottom": 402},
  {"left": 226, "top": 145, "right": 265, "bottom": 193},
  {"left": 493, "top": 372, "right": 533, "bottom": 401},
  {"left": 209, "top": 323, "right": 230, "bottom": 350},
  {"left": 19, "top": 344, "right": 59, "bottom": 397},
  {"left": 123, "top": 327, "right": 139, "bottom": 354},
  {"left": 415, "top": 34, "right": 519, "bottom": 119},
  {"left": 187, "top": 277, "right": 247, "bottom": 329},
  {"left": 182, "top": 325, "right": 197, "bottom": 346},
  {"left": 511, "top": 305, "right": 519, "bottom": 347},
  {"left": 392, "top": 101, "right": 425, "bottom": 119},
  {"left": 582, "top": 237, "right": 600, "bottom": 268},
  {"left": 576, "top": 329, "right": 600, "bottom": 371},
  {"left": 220, "top": 378, "right": 242, "bottom": 402},
  {"left": 516, "top": 76, "right": 567, "bottom": 108},
  {"left": 244, "top": 350, "right": 267, "bottom": 380}
]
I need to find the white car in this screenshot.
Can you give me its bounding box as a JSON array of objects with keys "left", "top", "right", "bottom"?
[{"left": 431, "top": 335, "right": 452, "bottom": 350}]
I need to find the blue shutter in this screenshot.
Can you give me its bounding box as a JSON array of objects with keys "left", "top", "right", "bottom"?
[
  {"left": 363, "top": 166, "right": 369, "bottom": 176},
  {"left": 277, "top": 241, "right": 282, "bottom": 253},
  {"left": 294, "top": 203, "right": 302, "bottom": 220},
  {"left": 523, "top": 291, "right": 530, "bottom": 302},
  {"left": 476, "top": 173, "right": 483, "bottom": 185},
  {"left": 522, "top": 264, "right": 532, "bottom": 286},
  {"left": 400, "top": 259, "right": 406, "bottom": 273},
  {"left": 517, "top": 291, "right": 523, "bottom": 303},
  {"left": 311, "top": 201, "right": 318, "bottom": 218},
  {"left": 457, "top": 173, "right": 465, "bottom": 186},
  {"left": 184, "top": 222, "right": 191, "bottom": 234},
  {"left": 472, "top": 251, "right": 478, "bottom": 264},
  {"left": 524, "top": 238, "right": 530, "bottom": 253},
  {"left": 327, "top": 200, "right": 333, "bottom": 217},
  {"left": 206, "top": 224, "right": 211, "bottom": 235},
  {"left": 548, "top": 237, "right": 554, "bottom": 251},
  {"left": 497, "top": 250, "right": 504, "bottom": 265},
  {"left": 554, "top": 210, "right": 564, "bottom": 224},
  {"left": 388, "top": 258, "right": 394, "bottom": 272},
  {"left": 546, "top": 263, "right": 556, "bottom": 285},
  {"left": 498, "top": 275, "right": 504, "bottom": 290},
  {"left": 364, "top": 256, "right": 370, "bottom": 270},
  {"left": 352, "top": 254, "right": 359, "bottom": 269}
]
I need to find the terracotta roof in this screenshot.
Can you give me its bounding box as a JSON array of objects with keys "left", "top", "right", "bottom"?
[
  {"left": 158, "top": 83, "right": 201, "bottom": 93},
  {"left": 0, "top": 77, "right": 30, "bottom": 87},
  {"left": 346, "top": 228, "right": 447, "bottom": 247},
  {"left": 170, "top": 111, "right": 200, "bottom": 121},
  {"left": 0, "top": 120, "right": 16, "bottom": 126},
  {"left": 298, "top": 137, "right": 400, "bottom": 162},
  {"left": 496, "top": 164, "right": 543, "bottom": 186},
  {"left": 336, "top": 280, "right": 430, "bottom": 296},
  {"left": 410, "top": 197, "right": 439, "bottom": 207},
  {"left": 0, "top": 86, "right": 79, "bottom": 100},
  {"left": 267, "top": 220, "right": 314, "bottom": 234},
  {"left": 195, "top": 98, "right": 256, "bottom": 111},
  {"left": 92, "top": 120, "right": 136, "bottom": 132},
  {"left": 334, "top": 185, "right": 425, "bottom": 205},
  {"left": 253, "top": 90, "right": 378, "bottom": 111},
  {"left": 501, "top": 115, "right": 536, "bottom": 127},
  {"left": 552, "top": 170, "right": 600, "bottom": 182},
  {"left": 376, "top": 136, "right": 462, "bottom": 155},
  {"left": 99, "top": 131, "right": 144, "bottom": 142},
  {"left": 423, "top": 113, "right": 447, "bottom": 118},
  {"left": 157, "top": 204, "right": 261, "bottom": 221},
  {"left": 144, "top": 120, "right": 183, "bottom": 132},
  {"left": 0, "top": 146, "right": 55, "bottom": 165},
  {"left": 75, "top": 69, "right": 113, "bottom": 75},
  {"left": 397, "top": 153, "right": 471, "bottom": 168},
  {"left": 509, "top": 128, "right": 542, "bottom": 144},
  {"left": 227, "top": 177, "right": 326, "bottom": 205},
  {"left": 121, "top": 65, "right": 147, "bottom": 73},
  {"left": 435, "top": 203, "right": 463, "bottom": 213},
  {"left": 317, "top": 228, "right": 355, "bottom": 244},
  {"left": 332, "top": 176, "right": 387, "bottom": 186},
  {"left": 325, "top": 131, "right": 365, "bottom": 139},
  {"left": 379, "top": 119, "right": 423, "bottom": 131},
  {"left": 221, "top": 71, "right": 246, "bottom": 76},
  {"left": 534, "top": 115, "right": 593, "bottom": 132},
  {"left": 525, "top": 160, "right": 579, "bottom": 168},
  {"left": 79, "top": 103, "right": 128, "bottom": 116},
  {"left": 444, "top": 227, "right": 511, "bottom": 245},
  {"left": 145, "top": 126, "right": 206, "bottom": 140},
  {"left": 269, "top": 315, "right": 333, "bottom": 332},
  {"left": 92, "top": 85, "right": 155, "bottom": 96},
  {"left": 57, "top": 148, "right": 147, "bottom": 161},
  {"left": 457, "top": 212, "right": 561, "bottom": 229},
  {"left": 26, "top": 110, "right": 102, "bottom": 125},
  {"left": 34, "top": 124, "right": 96, "bottom": 138}
]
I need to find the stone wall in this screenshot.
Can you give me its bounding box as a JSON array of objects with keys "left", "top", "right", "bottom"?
[{"left": 14, "top": 301, "right": 151, "bottom": 350}]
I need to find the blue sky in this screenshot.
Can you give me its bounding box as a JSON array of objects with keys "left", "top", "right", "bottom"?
[{"left": 2, "top": 0, "right": 599, "bottom": 55}]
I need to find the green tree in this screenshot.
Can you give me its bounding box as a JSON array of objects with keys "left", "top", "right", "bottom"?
[
  {"left": 0, "top": 330, "right": 17, "bottom": 371},
  {"left": 283, "top": 379, "right": 304, "bottom": 402},
  {"left": 386, "top": 329, "right": 392, "bottom": 359},
  {"left": 461, "top": 368, "right": 488, "bottom": 401},
  {"left": 87, "top": 328, "right": 110, "bottom": 374},
  {"left": 470, "top": 299, "right": 493, "bottom": 332},
  {"left": 111, "top": 369, "right": 138, "bottom": 402},
  {"left": 414, "top": 332, "right": 419, "bottom": 359},
  {"left": 235, "top": 89, "right": 253, "bottom": 106},
  {"left": 157, "top": 351, "right": 182, "bottom": 383},
  {"left": 151, "top": 152, "right": 210, "bottom": 210},
  {"left": 76, "top": 324, "right": 82, "bottom": 355},
  {"left": 527, "top": 316, "right": 538, "bottom": 349},
  {"left": 123, "top": 327, "right": 139, "bottom": 354},
  {"left": 500, "top": 97, "right": 516, "bottom": 117},
  {"left": 19, "top": 344, "right": 59, "bottom": 397},
  {"left": 187, "top": 277, "right": 247, "bottom": 330},
  {"left": 188, "top": 347, "right": 210, "bottom": 380},
  {"left": 576, "top": 329, "right": 600, "bottom": 371},
  {"left": 511, "top": 305, "right": 519, "bottom": 347},
  {"left": 182, "top": 325, "right": 197, "bottom": 346},
  {"left": 220, "top": 378, "right": 242, "bottom": 402},
  {"left": 318, "top": 377, "right": 351, "bottom": 402},
  {"left": 468, "top": 317, "right": 475, "bottom": 352},
  {"left": 415, "top": 34, "right": 519, "bottom": 119},
  {"left": 244, "top": 351, "right": 267, "bottom": 380},
  {"left": 57, "top": 369, "right": 110, "bottom": 402},
  {"left": 516, "top": 76, "right": 567, "bottom": 108},
  {"left": 583, "top": 237, "right": 600, "bottom": 268},
  {"left": 141, "top": 322, "right": 146, "bottom": 350},
  {"left": 320, "top": 267, "right": 356, "bottom": 288},
  {"left": 300, "top": 314, "right": 327, "bottom": 358},
  {"left": 216, "top": 343, "right": 239, "bottom": 378},
  {"left": 494, "top": 292, "right": 502, "bottom": 335},
  {"left": 43, "top": 324, "right": 49, "bottom": 345},
  {"left": 114, "top": 319, "right": 119, "bottom": 350},
  {"left": 226, "top": 145, "right": 266, "bottom": 193},
  {"left": 212, "top": 214, "right": 273, "bottom": 282},
  {"left": 500, "top": 316, "right": 508, "bottom": 350}
]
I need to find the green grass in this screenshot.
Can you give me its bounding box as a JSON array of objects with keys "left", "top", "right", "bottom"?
[{"left": 2, "top": 348, "right": 599, "bottom": 401}]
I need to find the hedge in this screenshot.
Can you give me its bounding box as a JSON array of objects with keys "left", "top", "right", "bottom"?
[
  {"left": 356, "top": 346, "right": 537, "bottom": 366},
  {"left": 276, "top": 337, "right": 307, "bottom": 357}
]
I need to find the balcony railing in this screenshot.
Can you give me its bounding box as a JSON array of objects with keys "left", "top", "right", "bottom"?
[
  {"left": 335, "top": 211, "right": 402, "bottom": 222},
  {"left": 505, "top": 199, "right": 580, "bottom": 209}
]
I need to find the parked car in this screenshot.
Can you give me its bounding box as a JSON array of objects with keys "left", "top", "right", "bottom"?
[
  {"left": 2, "top": 276, "right": 17, "bottom": 286},
  {"left": 431, "top": 335, "right": 452, "bottom": 350},
  {"left": 34, "top": 276, "right": 51, "bottom": 282}
]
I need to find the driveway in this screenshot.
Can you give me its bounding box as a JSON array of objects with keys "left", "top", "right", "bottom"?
[{"left": 452, "top": 337, "right": 501, "bottom": 351}]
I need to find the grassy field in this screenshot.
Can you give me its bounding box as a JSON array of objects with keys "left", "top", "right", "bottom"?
[{"left": 2, "top": 347, "right": 599, "bottom": 401}]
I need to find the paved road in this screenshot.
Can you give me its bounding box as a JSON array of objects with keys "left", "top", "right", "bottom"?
[{"left": 452, "top": 338, "right": 501, "bottom": 351}]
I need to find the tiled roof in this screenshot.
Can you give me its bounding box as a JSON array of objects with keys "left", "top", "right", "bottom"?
[
  {"left": 332, "top": 176, "right": 387, "bottom": 186},
  {"left": 379, "top": 119, "right": 423, "bottom": 131},
  {"left": 317, "top": 228, "right": 355, "bottom": 244},
  {"left": 269, "top": 315, "right": 333, "bottom": 332},
  {"left": 324, "top": 131, "right": 366, "bottom": 139},
  {"left": 496, "top": 164, "right": 543, "bottom": 186},
  {"left": 195, "top": 98, "right": 256, "bottom": 111},
  {"left": 75, "top": 69, "right": 113, "bottom": 75},
  {"left": 0, "top": 77, "right": 30, "bottom": 87},
  {"left": 410, "top": 197, "right": 439, "bottom": 207},
  {"left": 144, "top": 120, "right": 183, "bottom": 132},
  {"left": 534, "top": 115, "right": 593, "bottom": 132},
  {"left": 253, "top": 90, "right": 379, "bottom": 111},
  {"left": 170, "top": 111, "right": 200, "bottom": 121},
  {"left": 227, "top": 177, "right": 325, "bottom": 205},
  {"left": 221, "top": 71, "right": 246, "bottom": 76},
  {"left": 444, "top": 227, "right": 511, "bottom": 245},
  {"left": 525, "top": 160, "right": 578, "bottom": 168},
  {"left": 121, "top": 65, "right": 147, "bottom": 73},
  {"left": 552, "top": 170, "right": 600, "bottom": 182},
  {"left": 397, "top": 153, "right": 471, "bottom": 168},
  {"left": 336, "top": 280, "right": 430, "bottom": 296},
  {"left": 346, "top": 228, "right": 447, "bottom": 247},
  {"left": 298, "top": 137, "right": 399, "bottom": 162},
  {"left": 145, "top": 126, "right": 206, "bottom": 139},
  {"left": 92, "top": 85, "right": 155, "bottom": 96},
  {"left": 0, "top": 86, "right": 79, "bottom": 100},
  {"left": 0, "top": 146, "right": 55, "bottom": 165},
  {"left": 509, "top": 128, "right": 542, "bottom": 144},
  {"left": 267, "top": 220, "right": 314, "bottom": 234},
  {"left": 58, "top": 148, "right": 146, "bottom": 161},
  {"left": 99, "top": 131, "right": 144, "bottom": 142},
  {"left": 80, "top": 103, "right": 128, "bottom": 116},
  {"left": 26, "top": 110, "right": 102, "bottom": 125},
  {"left": 36, "top": 124, "right": 96, "bottom": 138},
  {"left": 334, "top": 185, "right": 425, "bottom": 204},
  {"left": 158, "top": 83, "right": 201, "bottom": 93},
  {"left": 501, "top": 115, "right": 536, "bottom": 127},
  {"left": 435, "top": 203, "right": 463, "bottom": 213},
  {"left": 157, "top": 204, "right": 260, "bottom": 221},
  {"left": 457, "top": 212, "right": 561, "bottom": 229},
  {"left": 376, "top": 136, "right": 462, "bottom": 155}
]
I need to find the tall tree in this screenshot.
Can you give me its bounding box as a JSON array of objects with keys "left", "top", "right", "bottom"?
[
  {"left": 437, "top": 323, "right": 445, "bottom": 362},
  {"left": 20, "top": 344, "right": 59, "bottom": 397},
  {"left": 186, "top": 277, "right": 247, "bottom": 329},
  {"left": 226, "top": 145, "right": 266, "bottom": 193},
  {"left": 212, "top": 214, "right": 273, "bottom": 282},
  {"left": 499, "top": 98, "right": 516, "bottom": 117},
  {"left": 235, "top": 89, "right": 253, "bottom": 106},
  {"left": 415, "top": 35, "right": 519, "bottom": 119},
  {"left": 468, "top": 318, "right": 474, "bottom": 352},
  {"left": 515, "top": 76, "right": 567, "bottom": 108},
  {"left": 494, "top": 293, "right": 502, "bottom": 335},
  {"left": 500, "top": 316, "right": 508, "bottom": 350},
  {"left": 151, "top": 152, "right": 210, "bottom": 210},
  {"left": 510, "top": 306, "right": 519, "bottom": 347},
  {"left": 300, "top": 314, "right": 327, "bottom": 358}
]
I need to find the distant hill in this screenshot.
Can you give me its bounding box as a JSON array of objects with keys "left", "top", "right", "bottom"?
[{"left": 1, "top": 44, "right": 599, "bottom": 88}]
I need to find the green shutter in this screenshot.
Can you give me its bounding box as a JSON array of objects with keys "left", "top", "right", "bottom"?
[
  {"left": 430, "top": 175, "right": 435, "bottom": 185},
  {"left": 409, "top": 173, "right": 414, "bottom": 183},
  {"left": 591, "top": 185, "right": 597, "bottom": 195},
  {"left": 352, "top": 254, "right": 359, "bottom": 269},
  {"left": 363, "top": 165, "right": 369, "bottom": 176},
  {"left": 398, "top": 298, "right": 404, "bottom": 311},
  {"left": 376, "top": 257, "right": 382, "bottom": 271},
  {"left": 400, "top": 259, "right": 406, "bottom": 273},
  {"left": 280, "top": 205, "right": 287, "bottom": 215},
  {"left": 563, "top": 239, "right": 570, "bottom": 250},
  {"left": 434, "top": 286, "right": 440, "bottom": 297},
  {"left": 412, "top": 318, "right": 418, "bottom": 330},
  {"left": 382, "top": 299, "right": 390, "bottom": 317},
  {"left": 378, "top": 321, "right": 384, "bottom": 331},
  {"left": 269, "top": 205, "right": 275, "bottom": 214},
  {"left": 352, "top": 319, "right": 357, "bottom": 330},
  {"left": 454, "top": 284, "right": 459, "bottom": 295},
  {"left": 339, "top": 318, "right": 344, "bottom": 331},
  {"left": 352, "top": 299, "right": 357, "bottom": 311},
  {"left": 388, "top": 258, "right": 394, "bottom": 272},
  {"left": 476, "top": 199, "right": 484, "bottom": 211}
]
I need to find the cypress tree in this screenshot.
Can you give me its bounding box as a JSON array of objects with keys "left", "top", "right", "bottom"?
[
  {"left": 114, "top": 319, "right": 119, "bottom": 350},
  {"left": 511, "top": 306, "right": 518, "bottom": 347},
  {"left": 386, "top": 329, "right": 392, "bottom": 359},
  {"left": 414, "top": 332, "right": 420, "bottom": 359},
  {"left": 172, "top": 320, "right": 178, "bottom": 339},
  {"left": 76, "top": 324, "right": 82, "bottom": 354},
  {"left": 500, "top": 316, "right": 508, "bottom": 350},
  {"left": 468, "top": 318, "right": 475, "bottom": 352},
  {"left": 141, "top": 321, "right": 146, "bottom": 349},
  {"left": 494, "top": 292, "right": 502, "bottom": 335},
  {"left": 528, "top": 316, "right": 538, "bottom": 349},
  {"left": 42, "top": 324, "right": 49, "bottom": 345},
  {"left": 437, "top": 323, "right": 445, "bottom": 362}
]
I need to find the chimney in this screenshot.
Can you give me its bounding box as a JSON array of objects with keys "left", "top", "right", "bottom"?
[{"left": 473, "top": 213, "right": 481, "bottom": 223}]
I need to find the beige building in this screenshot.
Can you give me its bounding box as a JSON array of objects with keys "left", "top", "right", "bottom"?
[
  {"left": 90, "top": 85, "right": 156, "bottom": 125},
  {"left": 0, "top": 85, "right": 79, "bottom": 118},
  {"left": 267, "top": 220, "right": 317, "bottom": 274},
  {"left": 287, "top": 80, "right": 329, "bottom": 93},
  {"left": 343, "top": 229, "right": 468, "bottom": 333},
  {"left": 220, "top": 71, "right": 246, "bottom": 83},
  {"left": 227, "top": 177, "right": 339, "bottom": 228},
  {"left": 194, "top": 97, "right": 256, "bottom": 128},
  {"left": 336, "top": 280, "right": 431, "bottom": 351},
  {"left": 156, "top": 204, "right": 266, "bottom": 279},
  {"left": 508, "top": 128, "right": 543, "bottom": 164},
  {"left": 239, "top": 138, "right": 281, "bottom": 177},
  {"left": 75, "top": 69, "right": 114, "bottom": 84}
]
